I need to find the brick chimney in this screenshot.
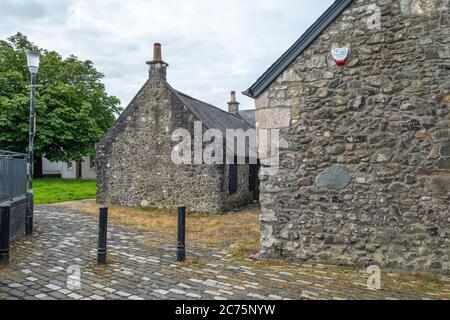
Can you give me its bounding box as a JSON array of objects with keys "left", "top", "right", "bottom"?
[
  {"left": 146, "top": 43, "right": 168, "bottom": 81},
  {"left": 228, "top": 91, "right": 240, "bottom": 115}
]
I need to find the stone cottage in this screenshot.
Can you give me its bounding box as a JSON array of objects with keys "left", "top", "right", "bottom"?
[
  {"left": 244, "top": 0, "right": 449, "bottom": 273},
  {"left": 97, "top": 44, "right": 258, "bottom": 213}
]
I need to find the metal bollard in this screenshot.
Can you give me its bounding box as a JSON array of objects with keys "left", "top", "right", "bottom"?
[
  {"left": 97, "top": 206, "right": 108, "bottom": 265},
  {"left": 26, "top": 191, "right": 34, "bottom": 236},
  {"left": 0, "top": 205, "right": 11, "bottom": 265},
  {"left": 177, "top": 206, "right": 186, "bottom": 262}
]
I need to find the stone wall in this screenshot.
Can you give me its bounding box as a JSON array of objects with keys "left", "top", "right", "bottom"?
[
  {"left": 97, "top": 78, "right": 226, "bottom": 213},
  {"left": 97, "top": 63, "right": 254, "bottom": 213},
  {"left": 256, "top": 0, "right": 449, "bottom": 273}
]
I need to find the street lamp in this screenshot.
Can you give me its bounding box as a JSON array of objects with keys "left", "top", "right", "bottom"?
[{"left": 26, "top": 50, "right": 40, "bottom": 236}]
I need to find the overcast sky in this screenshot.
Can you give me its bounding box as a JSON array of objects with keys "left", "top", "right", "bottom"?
[{"left": 1, "top": 0, "right": 334, "bottom": 110}]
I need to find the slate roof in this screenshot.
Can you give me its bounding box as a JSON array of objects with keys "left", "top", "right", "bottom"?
[
  {"left": 243, "top": 0, "right": 354, "bottom": 98},
  {"left": 238, "top": 110, "right": 256, "bottom": 128},
  {"left": 167, "top": 85, "right": 255, "bottom": 133}
]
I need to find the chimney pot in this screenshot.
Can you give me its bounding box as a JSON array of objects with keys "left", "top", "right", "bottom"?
[
  {"left": 230, "top": 91, "right": 236, "bottom": 103},
  {"left": 153, "top": 43, "right": 162, "bottom": 61}
]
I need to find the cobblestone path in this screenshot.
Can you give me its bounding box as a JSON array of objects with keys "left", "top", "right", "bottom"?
[{"left": 0, "top": 204, "right": 448, "bottom": 300}]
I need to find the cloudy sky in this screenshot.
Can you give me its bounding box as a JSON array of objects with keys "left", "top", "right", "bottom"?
[{"left": 1, "top": 0, "right": 334, "bottom": 110}]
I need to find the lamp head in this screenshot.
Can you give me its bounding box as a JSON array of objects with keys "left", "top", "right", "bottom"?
[{"left": 26, "top": 50, "right": 41, "bottom": 75}]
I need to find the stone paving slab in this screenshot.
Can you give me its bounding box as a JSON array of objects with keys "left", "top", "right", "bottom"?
[{"left": 0, "top": 204, "right": 448, "bottom": 300}]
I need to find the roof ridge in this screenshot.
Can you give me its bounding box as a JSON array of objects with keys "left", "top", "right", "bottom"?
[
  {"left": 174, "top": 89, "right": 248, "bottom": 122},
  {"left": 239, "top": 109, "right": 256, "bottom": 113},
  {"left": 165, "top": 82, "right": 250, "bottom": 132}
]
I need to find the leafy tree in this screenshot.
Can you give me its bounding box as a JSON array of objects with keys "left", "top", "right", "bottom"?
[{"left": 0, "top": 33, "right": 122, "bottom": 176}]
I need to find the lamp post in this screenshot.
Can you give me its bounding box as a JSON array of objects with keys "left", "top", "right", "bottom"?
[{"left": 25, "top": 50, "right": 40, "bottom": 236}]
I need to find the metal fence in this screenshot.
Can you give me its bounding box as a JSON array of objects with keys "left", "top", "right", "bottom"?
[{"left": 0, "top": 150, "right": 27, "bottom": 203}]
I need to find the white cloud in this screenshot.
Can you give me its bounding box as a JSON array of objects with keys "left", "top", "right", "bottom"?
[{"left": 0, "top": 0, "right": 334, "bottom": 110}]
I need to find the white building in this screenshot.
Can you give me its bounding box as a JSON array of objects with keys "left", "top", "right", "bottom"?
[{"left": 42, "top": 156, "right": 96, "bottom": 179}]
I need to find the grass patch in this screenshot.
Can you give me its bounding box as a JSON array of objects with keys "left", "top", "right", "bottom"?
[
  {"left": 66, "top": 201, "right": 261, "bottom": 253},
  {"left": 385, "top": 270, "right": 447, "bottom": 286},
  {"left": 34, "top": 178, "right": 96, "bottom": 204}
]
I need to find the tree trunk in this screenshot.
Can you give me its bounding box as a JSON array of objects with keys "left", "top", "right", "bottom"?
[{"left": 34, "top": 156, "right": 43, "bottom": 178}]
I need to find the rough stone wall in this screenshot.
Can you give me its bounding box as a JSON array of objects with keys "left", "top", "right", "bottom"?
[
  {"left": 97, "top": 63, "right": 255, "bottom": 213},
  {"left": 256, "top": 0, "right": 450, "bottom": 273},
  {"left": 96, "top": 75, "right": 225, "bottom": 213}
]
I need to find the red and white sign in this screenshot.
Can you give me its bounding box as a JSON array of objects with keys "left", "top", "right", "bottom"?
[{"left": 331, "top": 48, "right": 350, "bottom": 66}]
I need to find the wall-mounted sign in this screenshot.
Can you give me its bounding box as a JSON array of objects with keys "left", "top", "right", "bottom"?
[{"left": 331, "top": 48, "right": 350, "bottom": 66}]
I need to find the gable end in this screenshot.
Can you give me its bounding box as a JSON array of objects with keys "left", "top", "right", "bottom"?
[{"left": 243, "top": 0, "right": 354, "bottom": 98}]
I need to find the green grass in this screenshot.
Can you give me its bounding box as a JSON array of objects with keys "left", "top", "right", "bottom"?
[{"left": 34, "top": 178, "right": 96, "bottom": 204}]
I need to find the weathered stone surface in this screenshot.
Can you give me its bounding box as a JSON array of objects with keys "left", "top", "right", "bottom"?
[
  {"left": 405, "top": 175, "right": 416, "bottom": 184},
  {"left": 370, "top": 149, "right": 394, "bottom": 163},
  {"left": 256, "top": 0, "right": 450, "bottom": 273},
  {"left": 256, "top": 108, "right": 292, "bottom": 129},
  {"left": 388, "top": 182, "right": 410, "bottom": 193},
  {"left": 355, "top": 174, "right": 374, "bottom": 185},
  {"left": 261, "top": 224, "right": 276, "bottom": 249},
  {"left": 401, "top": 0, "right": 448, "bottom": 16},
  {"left": 437, "top": 158, "right": 450, "bottom": 170},
  {"left": 402, "top": 119, "right": 422, "bottom": 132},
  {"left": 315, "top": 165, "right": 351, "bottom": 190},
  {"left": 426, "top": 176, "right": 450, "bottom": 193},
  {"left": 440, "top": 145, "right": 450, "bottom": 157},
  {"left": 427, "top": 227, "right": 440, "bottom": 237},
  {"left": 326, "top": 145, "right": 346, "bottom": 155},
  {"left": 261, "top": 208, "right": 277, "bottom": 222},
  {"left": 416, "top": 129, "right": 430, "bottom": 139}
]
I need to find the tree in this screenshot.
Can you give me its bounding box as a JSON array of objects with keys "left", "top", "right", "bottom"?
[{"left": 0, "top": 33, "right": 122, "bottom": 176}]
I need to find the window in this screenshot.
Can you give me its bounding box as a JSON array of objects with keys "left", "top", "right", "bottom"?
[
  {"left": 90, "top": 155, "right": 96, "bottom": 169},
  {"left": 67, "top": 162, "right": 73, "bottom": 171},
  {"left": 228, "top": 163, "right": 238, "bottom": 194}
]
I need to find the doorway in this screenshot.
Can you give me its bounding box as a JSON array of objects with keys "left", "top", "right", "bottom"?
[{"left": 76, "top": 161, "right": 82, "bottom": 179}]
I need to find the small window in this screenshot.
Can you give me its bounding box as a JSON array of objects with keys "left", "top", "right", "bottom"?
[
  {"left": 90, "top": 155, "right": 96, "bottom": 169},
  {"left": 228, "top": 163, "right": 238, "bottom": 194},
  {"left": 67, "top": 162, "right": 73, "bottom": 171}
]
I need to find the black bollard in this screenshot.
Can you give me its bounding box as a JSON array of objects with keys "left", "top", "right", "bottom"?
[
  {"left": 0, "top": 205, "right": 11, "bottom": 265},
  {"left": 97, "top": 206, "right": 108, "bottom": 265},
  {"left": 177, "top": 206, "right": 186, "bottom": 262},
  {"left": 25, "top": 191, "right": 34, "bottom": 236}
]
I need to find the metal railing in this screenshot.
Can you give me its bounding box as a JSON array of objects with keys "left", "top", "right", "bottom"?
[{"left": 0, "top": 150, "right": 27, "bottom": 202}]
